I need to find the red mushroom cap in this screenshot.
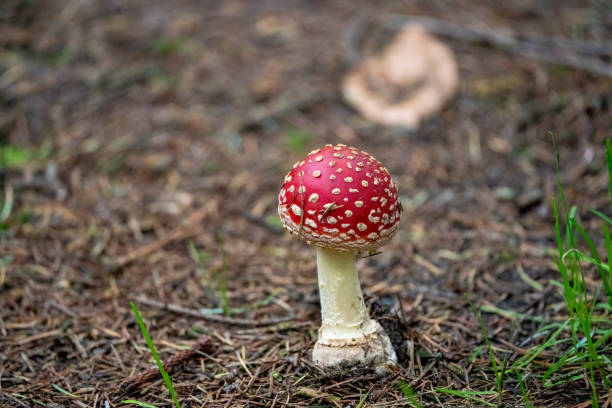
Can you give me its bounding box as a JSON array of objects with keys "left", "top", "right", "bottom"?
[{"left": 278, "top": 144, "right": 400, "bottom": 251}]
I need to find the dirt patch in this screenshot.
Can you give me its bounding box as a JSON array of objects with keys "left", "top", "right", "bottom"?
[{"left": 1, "top": 0, "right": 611, "bottom": 406}]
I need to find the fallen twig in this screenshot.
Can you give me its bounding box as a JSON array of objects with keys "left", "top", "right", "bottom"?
[
  {"left": 346, "top": 14, "right": 612, "bottom": 77},
  {"left": 120, "top": 335, "right": 214, "bottom": 392},
  {"left": 136, "top": 295, "right": 297, "bottom": 327},
  {"left": 111, "top": 201, "right": 217, "bottom": 269}
]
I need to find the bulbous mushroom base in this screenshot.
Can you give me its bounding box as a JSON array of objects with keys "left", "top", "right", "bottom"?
[{"left": 312, "top": 321, "right": 397, "bottom": 376}]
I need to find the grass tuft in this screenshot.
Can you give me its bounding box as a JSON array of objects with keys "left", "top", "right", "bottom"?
[{"left": 550, "top": 135, "right": 612, "bottom": 406}]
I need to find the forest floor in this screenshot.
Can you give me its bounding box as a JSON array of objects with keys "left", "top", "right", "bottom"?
[{"left": 1, "top": 0, "right": 611, "bottom": 407}]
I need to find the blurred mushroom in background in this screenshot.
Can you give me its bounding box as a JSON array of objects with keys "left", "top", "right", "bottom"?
[{"left": 342, "top": 25, "right": 459, "bottom": 129}]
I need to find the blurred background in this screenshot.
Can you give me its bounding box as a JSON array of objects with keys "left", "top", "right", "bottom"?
[{"left": 1, "top": 0, "right": 611, "bottom": 406}]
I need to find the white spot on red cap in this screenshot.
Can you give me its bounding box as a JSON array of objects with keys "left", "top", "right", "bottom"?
[
  {"left": 326, "top": 216, "right": 337, "bottom": 225},
  {"left": 357, "top": 223, "right": 367, "bottom": 231},
  {"left": 368, "top": 209, "right": 380, "bottom": 224},
  {"left": 291, "top": 204, "right": 302, "bottom": 216},
  {"left": 355, "top": 200, "right": 364, "bottom": 207},
  {"left": 345, "top": 210, "right": 353, "bottom": 217},
  {"left": 344, "top": 177, "right": 353, "bottom": 183},
  {"left": 309, "top": 193, "right": 319, "bottom": 203},
  {"left": 313, "top": 170, "right": 321, "bottom": 178},
  {"left": 331, "top": 188, "right": 341, "bottom": 195}
]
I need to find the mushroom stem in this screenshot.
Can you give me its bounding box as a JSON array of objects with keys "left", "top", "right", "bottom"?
[
  {"left": 316, "top": 247, "right": 377, "bottom": 342},
  {"left": 314, "top": 247, "right": 397, "bottom": 373}
]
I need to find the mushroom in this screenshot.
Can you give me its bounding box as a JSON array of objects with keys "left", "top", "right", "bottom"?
[
  {"left": 278, "top": 144, "right": 400, "bottom": 374},
  {"left": 342, "top": 25, "right": 458, "bottom": 129}
]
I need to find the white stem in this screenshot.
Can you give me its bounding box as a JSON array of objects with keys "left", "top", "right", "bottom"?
[{"left": 316, "top": 247, "right": 378, "bottom": 344}]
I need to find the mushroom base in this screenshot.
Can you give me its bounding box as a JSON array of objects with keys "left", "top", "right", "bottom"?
[{"left": 312, "top": 321, "right": 397, "bottom": 375}]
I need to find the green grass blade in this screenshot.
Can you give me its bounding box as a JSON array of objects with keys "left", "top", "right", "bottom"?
[
  {"left": 512, "top": 319, "right": 570, "bottom": 370},
  {"left": 130, "top": 302, "right": 182, "bottom": 408},
  {"left": 606, "top": 223, "right": 612, "bottom": 297},
  {"left": 435, "top": 388, "right": 496, "bottom": 407},
  {"left": 469, "top": 345, "right": 484, "bottom": 363},
  {"left": 121, "top": 400, "right": 159, "bottom": 408},
  {"left": 52, "top": 384, "right": 79, "bottom": 399},
  {"left": 480, "top": 304, "right": 547, "bottom": 322},
  {"left": 355, "top": 390, "right": 371, "bottom": 408},
  {"left": 562, "top": 249, "right": 609, "bottom": 272},
  {"left": 591, "top": 209, "right": 612, "bottom": 225},
  {"left": 593, "top": 326, "right": 612, "bottom": 349},
  {"left": 516, "top": 372, "right": 533, "bottom": 408},
  {"left": 551, "top": 132, "right": 569, "bottom": 217},
  {"left": 571, "top": 219, "right": 612, "bottom": 301},
  {"left": 544, "top": 372, "right": 585, "bottom": 388},
  {"left": 216, "top": 234, "right": 231, "bottom": 317},
  {"left": 606, "top": 138, "right": 612, "bottom": 203},
  {"left": 398, "top": 381, "right": 422, "bottom": 408},
  {"left": 553, "top": 201, "right": 575, "bottom": 317},
  {"left": 542, "top": 336, "right": 588, "bottom": 382}
]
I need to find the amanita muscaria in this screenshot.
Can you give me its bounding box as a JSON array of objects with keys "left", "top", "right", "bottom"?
[{"left": 278, "top": 144, "right": 400, "bottom": 373}]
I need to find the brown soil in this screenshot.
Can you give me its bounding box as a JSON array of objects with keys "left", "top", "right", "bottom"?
[{"left": 1, "top": 0, "right": 611, "bottom": 407}]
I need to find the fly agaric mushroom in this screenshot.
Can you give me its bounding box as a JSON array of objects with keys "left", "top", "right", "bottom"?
[
  {"left": 342, "top": 25, "right": 458, "bottom": 129},
  {"left": 278, "top": 144, "right": 400, "bottom": 373}
]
